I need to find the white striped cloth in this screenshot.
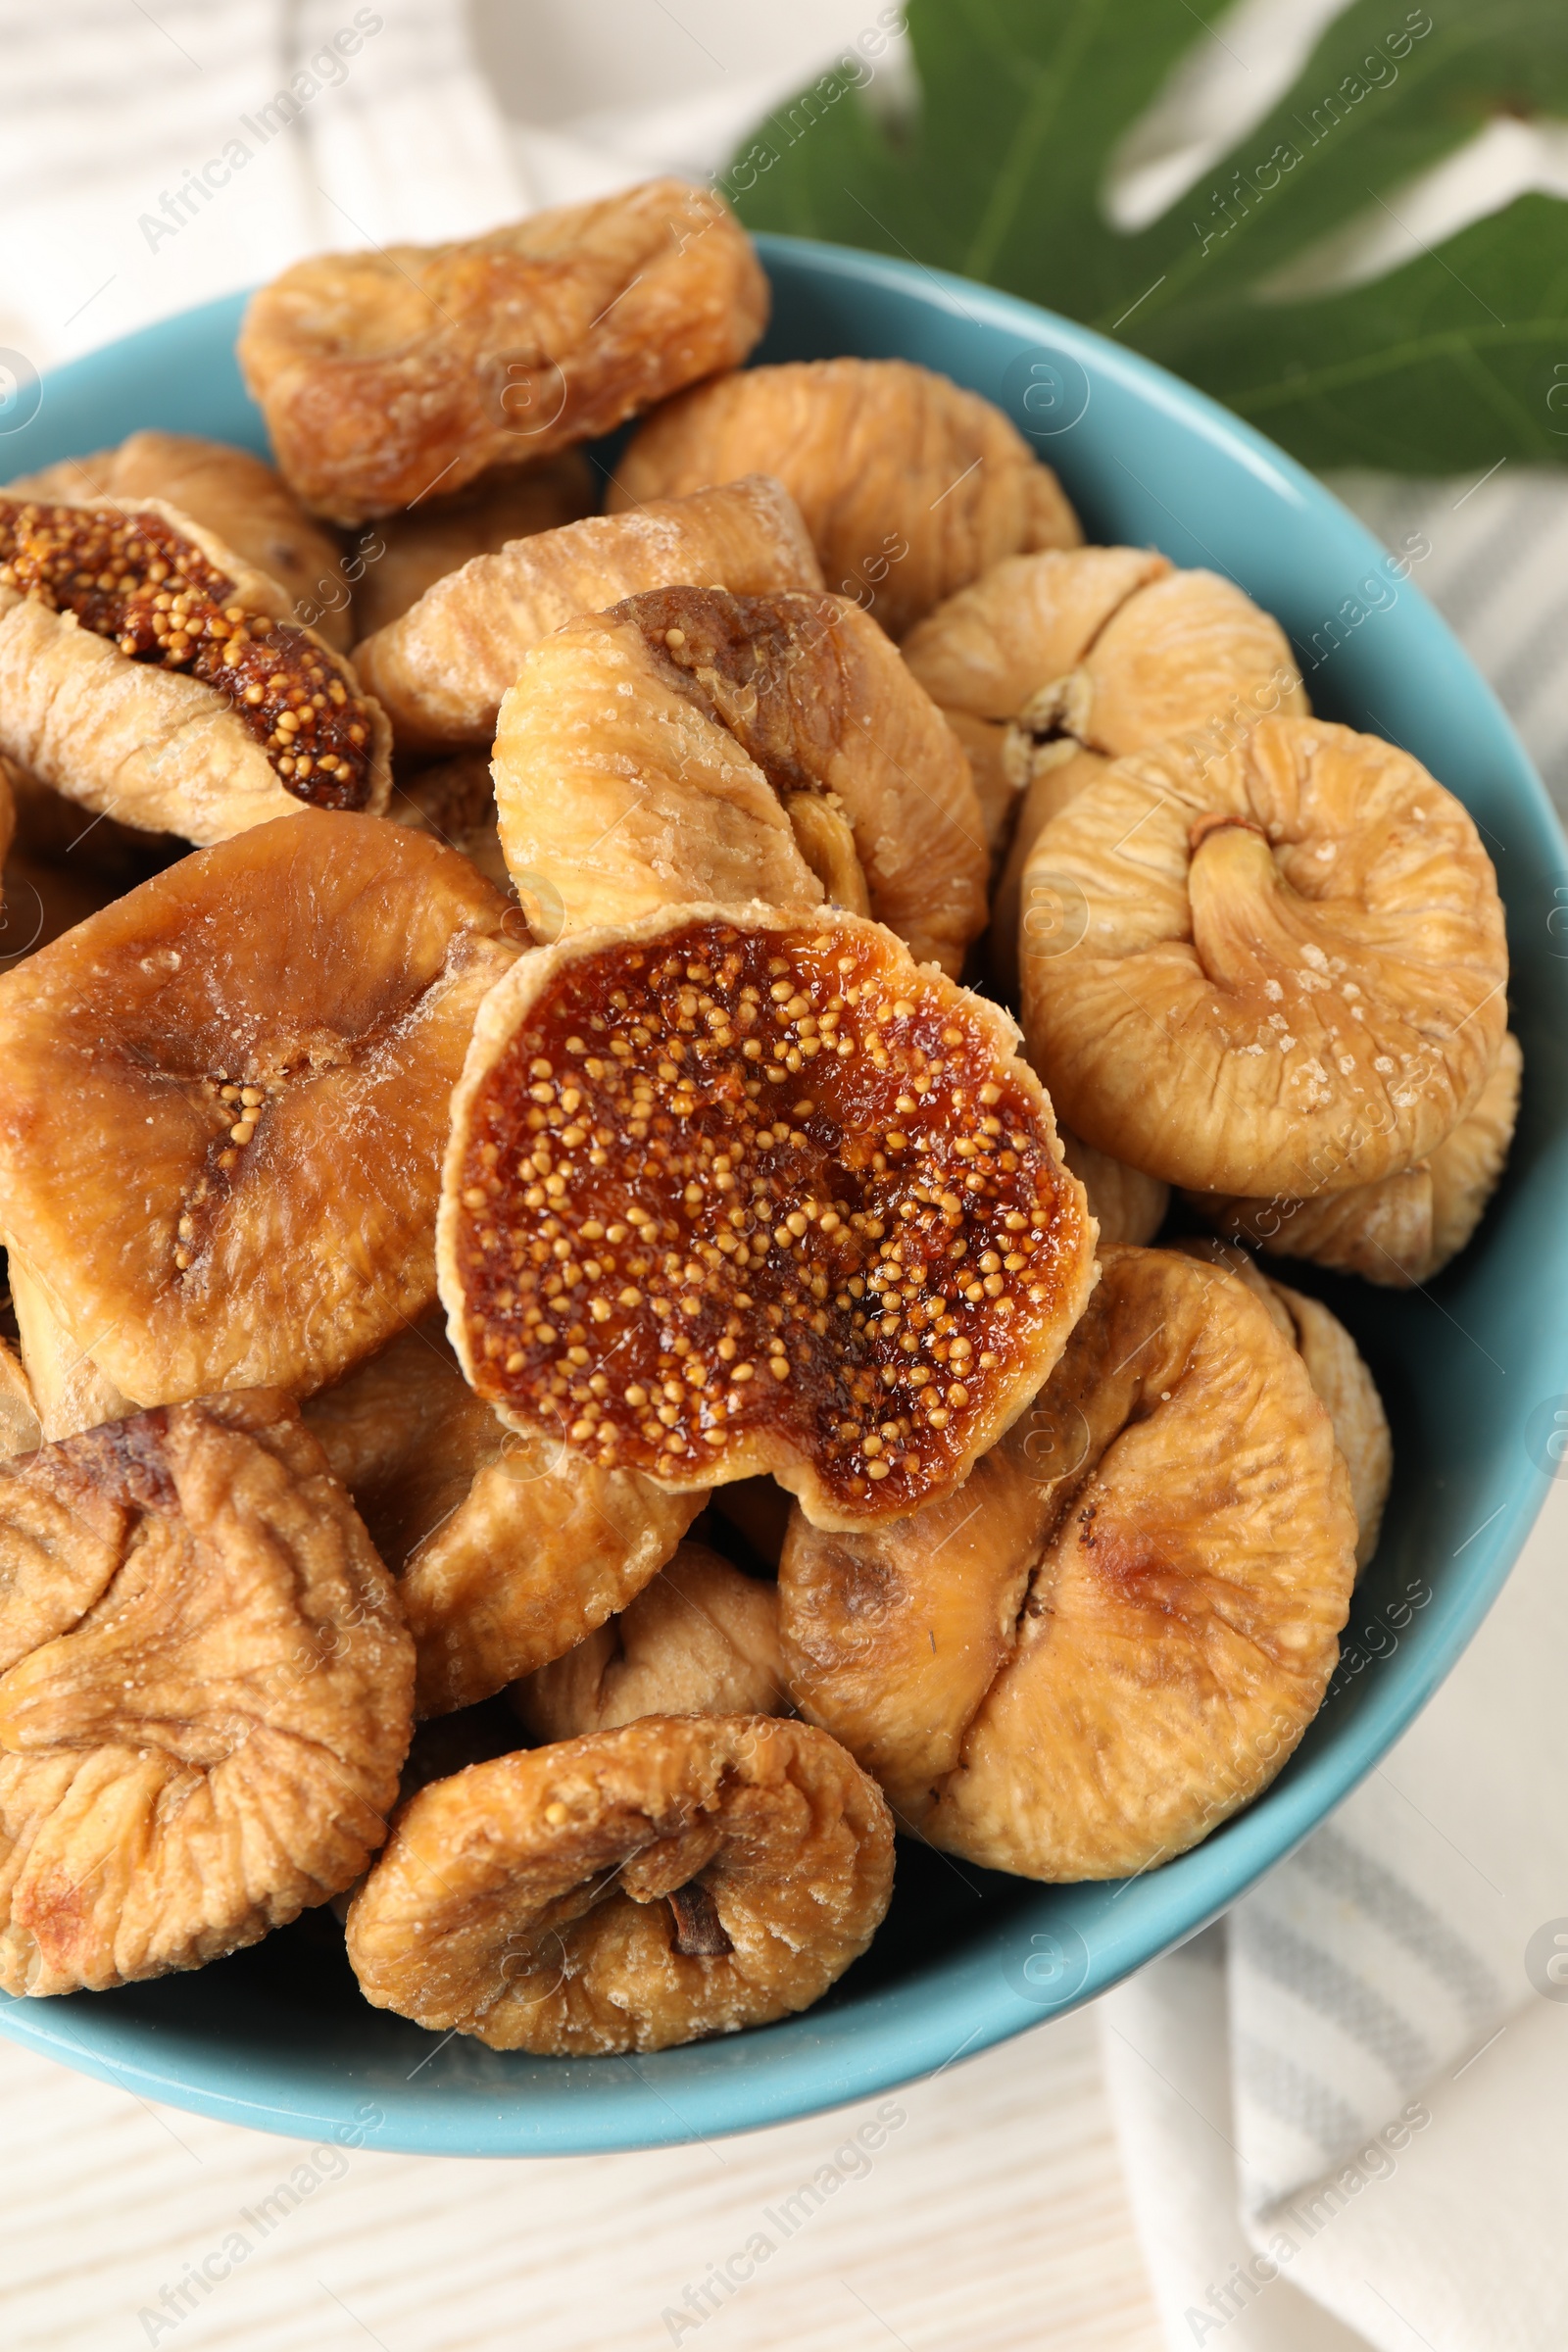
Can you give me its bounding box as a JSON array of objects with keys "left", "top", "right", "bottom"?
[
  {"left": 4, "top": 12, "right": 1568, "bottom": 2350},
  {"left": 1103, "top": 1474, "right": 1568, "bottom": 2352}
]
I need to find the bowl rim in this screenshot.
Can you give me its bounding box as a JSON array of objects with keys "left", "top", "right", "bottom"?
[{"left": 0, "top": 228, "right": 1561, "bottom": 2157}]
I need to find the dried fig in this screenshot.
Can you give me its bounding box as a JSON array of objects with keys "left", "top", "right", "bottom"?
[
  {"left": 1170, "top": 1238, "right": 1391, "bottom": 1569},
  {"left": 354, "top": 474, "right": 821, "bottom": 754},
  {"left": 0, "top": 810, "right": 515, "bottom": 1408},
  {"left": 491, "top": 584, "right": 987, "bottom": 976},
  {"left": 1192, "top": 1031, "right": 1522, "bottom": 1289},
  {"left": 1019, "top": 716, "right": 1507, "bottom": 1197},
  {"left": 610, "top": 358, "right": 1081, "bottom": 639},
  {"left": 239, "top": 179, "right": 768, "bottom": 525},
  {"left": 0, "top": 496, "right": 390, "bottom": 843},
  {"left": 0, "top": 1392, "right": 413, "bottom": 1993},
  {"left": 511, "top": 1541, "right": 785, "bottom": 1740},
  {"left": 6, "top": 430, "right": 356, "bottom": 651},
  {"left": 344, "top": 1714, "right": 892, "bottom": 2053},
  {"left": 304, "top": 1314, "right": 699, "bottom": 1716},
  {"left": 347, "top": 450, "right": 596, "bottom": 643},
  {"left": 778, "top": 1245, "right": 1355, "bottom": 1879},
  {"left": 902, "top": 548, "right": 1306, "bottom": 995},
  {"left": 1058, "top": 1127, "right": 1168, "bottom": 1248},
  {"left": 439, "top": 904, "right": 1097, "bottom": 1531}
]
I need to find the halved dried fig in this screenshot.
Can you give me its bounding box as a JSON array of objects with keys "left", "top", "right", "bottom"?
[
  {"left": 239, "top": 179, "right": 768, "bottom": 525},
  {"left": 1170, "top": 1238, "right": 1391, "bottom": 1569},
  {"left": 0, "top": 496, "right": 390, "bottom": 843},
  {"left": 7, "top": 430, "right": 356, "bottom": 651},
  {"left": 610, "top": 358, "right": 1081, "bottom": 639},
  {"left": 1192, "top": 1031, "right": 1522, "bottom": 1289},
  {"left": 354, "top": 474, "right": 821, "bottom": 753},
  {"left": 439, "top": 905, "right": 1097, "bottom": 1531},
  {"left": 0, "top": 1391, "right": 412, "bottom": 1993},
  {"left": 1019, "top": 716, "right": 1507, "bottom": 1197},
  {"left": 347, "top": 450, "right": 597, "bottom": 643},
  {"left": 344, "top": 1713, "right": 892, "bottom": 2053},
  {"left": 491, "top": 585, "right": 987, "bottom": 976},
  {"left": 511, "top": 1540, "right": 785, "bottom": 1740},
  {"left": 303, "top": 1313, "right": 700, "bottom": 1716},
  {"left": 1058, "top": 1127, "right": 1168, "bottom": 1248},
  {"left": 778, "top": 1245, "right": 1355, "bottom": 1878},
  {"left": 0, "top": 811, "right": 515, "bottom": 1407}
]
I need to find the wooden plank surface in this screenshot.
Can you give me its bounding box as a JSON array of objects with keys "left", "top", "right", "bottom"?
[{"left": 0, "top": 2003, "right": 1163, "bottom": 2349}]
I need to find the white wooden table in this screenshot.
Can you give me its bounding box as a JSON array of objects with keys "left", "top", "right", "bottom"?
[{"left": 0, "top": 2002, "right": 1162, "bottom": 2350}]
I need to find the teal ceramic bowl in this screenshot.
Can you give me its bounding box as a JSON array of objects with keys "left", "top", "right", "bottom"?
[{"left": 2, "top": 237, "right": 1564, "bottom": 2157}]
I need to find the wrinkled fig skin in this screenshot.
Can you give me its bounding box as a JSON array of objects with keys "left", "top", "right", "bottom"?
[
  {"left": 1192, "top": 1031, "right": 1523, "bottom": 1290},
  {"left": 304, "top": 1316, "right": 700, "bottom": 1716},
  {"left": 491, "top": 585, "right": 988, "bottom": 978},
  {"left": 0, "top": 1392, "right": 413, "bottom": 1995},
  {"left": 902, "top": 550, "right": 1306, "bottom": 999},
  {"left": 6, "top": 429, "right": 357, "bottom": 652},
  {"left": 438, "top": 903, "right": 1098, "bottom": 1532},
  {"left": 347, "top": 449, "right": 597, "bottom": 643},
  {"left": 345, "top": 1714, "right": 893, "bottom": 2054},
  {"left": 355, "top": 475, "right": 823, "bottom": 755},
  {"left": 779, "top": 1247, "right": 1356, "bottom": 1880},
  {"left": 610, "top": 358, "right": 1081, "bottom": 640},
  {"left": 239, "top": 179, "right": 769, "bottom": 524},
  {"left": 1020, "top": 716, "right": 1508, "bottom": 1199},
  {"left": 511, "top": 1541, "right": 786, "bottom": 1740},
  {"left": 0, "top": 810, "right": 516, "bottom": 1409},
  {"left": 1170, "top": 1238, "right": 1391, "bottom": 1571}
]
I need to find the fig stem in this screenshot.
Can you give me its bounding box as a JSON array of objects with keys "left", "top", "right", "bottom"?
[
  {"left": 667, "top": 1879, "right": 732, "bottom": 1957},
  {"left": 1188, "top": 811, "right": 1268, "bottom": 857}
]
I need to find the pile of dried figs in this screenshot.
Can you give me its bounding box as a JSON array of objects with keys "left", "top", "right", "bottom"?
[{"left": 0, "top": 180, "right": 1512, "bottom": 2056}]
